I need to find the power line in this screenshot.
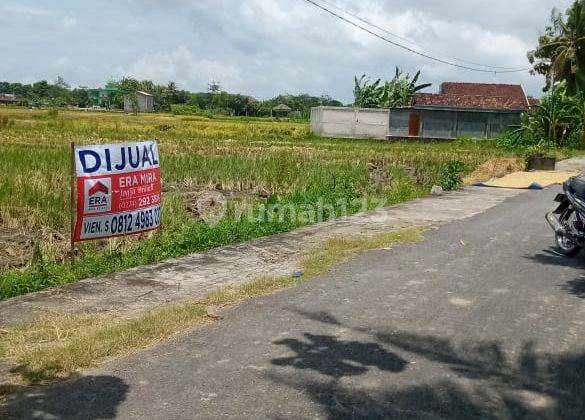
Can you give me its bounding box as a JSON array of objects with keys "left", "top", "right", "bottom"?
[
  {"left": 301, "top": 0, "right": 531, "bottom": 74},
  {"left": 317, "top": 0, "right": 527, "bottom": 71}
]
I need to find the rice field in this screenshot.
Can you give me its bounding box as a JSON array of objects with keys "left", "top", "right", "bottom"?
[{"left": 0, "top": 107, "right": 518, "bottom": 299}]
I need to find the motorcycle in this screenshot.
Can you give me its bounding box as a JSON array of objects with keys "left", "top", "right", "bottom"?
[{"left": 546, "top": 176, "right": 585, "bottom": 257}]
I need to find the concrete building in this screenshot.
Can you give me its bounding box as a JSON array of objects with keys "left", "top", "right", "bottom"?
[
  {"left": 310, "top": 106, "right": 390, "bottom": 139},
  {"left": 388, "top": 83, "right": 531, "bottom": 140},
  {"left": 124, "top": 90, "right": 154, "bottom": 113},
  {"left": 310, "top": 82, "right": 532, "bottom": 141}
]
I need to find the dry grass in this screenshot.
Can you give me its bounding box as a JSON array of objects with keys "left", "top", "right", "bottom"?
[
  {"left": 463, "top": 157, "right": 525, "bottom": 185},
  {"left": 0, "top": 107, "right": 516, "bottom": 299},
  {"left": 0, "top": 227, "right": 425, "bottom": 384}
]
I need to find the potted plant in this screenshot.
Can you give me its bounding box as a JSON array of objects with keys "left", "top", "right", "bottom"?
[{"left": 525, "top": 143, "right": 557, "bottom": 171}]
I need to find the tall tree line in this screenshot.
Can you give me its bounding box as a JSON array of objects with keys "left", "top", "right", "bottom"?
[{"left": 0, "top": 76, "right": 343, "bottom": 117}]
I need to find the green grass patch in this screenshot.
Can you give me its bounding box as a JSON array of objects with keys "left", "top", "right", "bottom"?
[{"left": 0, "top": 108, "right": 518, "bottom": 299}]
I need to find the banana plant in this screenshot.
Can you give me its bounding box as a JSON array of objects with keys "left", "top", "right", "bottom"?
[{"left": 353, "top": 68, "right": 431, "bottom": 108}]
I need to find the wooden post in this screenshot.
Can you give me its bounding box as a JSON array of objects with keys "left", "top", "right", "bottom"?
[{"left": 70, "top": 142, "right": 76, "bottom": 265}]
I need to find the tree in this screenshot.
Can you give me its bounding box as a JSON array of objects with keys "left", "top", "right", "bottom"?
[
  {"left": 54, "top": 76, "right": 70, "bottom": 89},
  {"left": 528, "top": 1, "right": 585, "bottom": 94},
  {"left": 118, "top": 77, "right": 141, "bottom": 113},
  {"left": 354, "top": 68, "right": 431, "bottom": 108},
  {"left": 509, "top": 82, "right": 584, "bottom": 148},
  {"left": 208, "top": 80, "right": 221, "bottom": 94}
]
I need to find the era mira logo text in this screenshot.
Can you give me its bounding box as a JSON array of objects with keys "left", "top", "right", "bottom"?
[
  {"left": 78, "top": 143, "right": 159, "bottom": 175},
  {"left": 84, "top": 178, "right": 112, "bottom": 213}
]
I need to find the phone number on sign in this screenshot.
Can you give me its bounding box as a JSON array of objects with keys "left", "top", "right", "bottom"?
[
  {"left": 119, "top": 194, "right": 161, "bottom": 210},
  {"left": 79, "top": 205, "right": 161, "bottom": 240}
]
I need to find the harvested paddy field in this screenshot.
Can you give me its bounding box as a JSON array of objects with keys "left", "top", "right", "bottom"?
[{"left": 0, "top": 108, "right": 519, "bottom": 299}]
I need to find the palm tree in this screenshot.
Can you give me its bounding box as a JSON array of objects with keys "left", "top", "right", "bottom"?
[{"left": 529, "top": 1, "right": 585, "bottom": 94}]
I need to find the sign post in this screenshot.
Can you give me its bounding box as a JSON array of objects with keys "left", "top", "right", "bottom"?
[
  {"left": 70, "top": 142, "right": 76, "bottom": 265},
  {"left": 73, "top": 140, "right": 162, "bottom": 243}
]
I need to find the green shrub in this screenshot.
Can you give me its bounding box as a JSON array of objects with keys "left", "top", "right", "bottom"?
[
  {"left": 171, "top": 104, "right": 205, "bottom": 116},
  {"left": 440, "top": 160, "right": 466, "bottom": 191},
  {"left": 507, "top": 83, "right": 585, "bottom": 150}
]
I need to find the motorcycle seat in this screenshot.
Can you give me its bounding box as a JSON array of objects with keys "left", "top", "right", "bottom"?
[{"left": 569, "top": 176, "right": 585, "bottom": 200}]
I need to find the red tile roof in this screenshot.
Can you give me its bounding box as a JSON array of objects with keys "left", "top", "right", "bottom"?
[
  {"left": 411, "top": 83, "right": 529, "bottom": 111},
  {"left": 440, "top": 82, "right": 526, "bottom": 100},
  {"left": 413, "top": 93, "right": 529, "bottom": 111}
]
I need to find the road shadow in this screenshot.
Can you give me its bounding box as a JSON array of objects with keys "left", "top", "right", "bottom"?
[
  {"left": 564, "top": 277, "right": 585, "bottom": 298},
  {"left": 272, "top": 333, "right": 407, "bottom": 378},
  {"left": 1, "top": 375, "right": 129, "bottom": 419},
  {"left": 527, "top": 248, "right": 585, "bottom": 269},
  {"left": 526, "top": 248, "right": 585, "bottom": 299},
  {"left": 269, "top": 309, "right": 585, "bottom": 419}
]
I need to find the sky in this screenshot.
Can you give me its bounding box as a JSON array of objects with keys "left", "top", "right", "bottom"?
[{"left": 0, "top": 0, "right": 575, "bottom": 102}]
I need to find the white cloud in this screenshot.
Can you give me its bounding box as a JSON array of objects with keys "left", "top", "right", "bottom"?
[
  {"left": 1, "top": 4, "right": 51, "bottom": 17},
  {"left": 0, "top": 0, "right": 577, "bottom": 100},
  {"left": 127, "top": 46, "right": 242, "bottom": 91},
  {"left": 61, "top": 16, "right": 77, "bottom": 29},
  {"left": 52, "top": 57, "right": 72, "bottom": 69}
]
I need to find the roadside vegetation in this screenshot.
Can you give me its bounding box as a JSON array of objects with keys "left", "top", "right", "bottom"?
[
  {"left": 508, "top": 0, "right": 585, "bottom": 156},
  {"left": 0, "top": 228, "right": 425, "bottom": 384},
  {"left": 0, "top": 108, "right": 519, "bottom": 300}
]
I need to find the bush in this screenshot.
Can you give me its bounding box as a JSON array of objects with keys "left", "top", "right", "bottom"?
[
  {"left": 440, "top": 160, "right": 466, "bottom": 191},
  {"left": 170, "top": 104, "right": 204, "bottom": 115}
]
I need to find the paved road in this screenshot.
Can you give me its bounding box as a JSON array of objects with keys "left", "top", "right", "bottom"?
[{"left": 5, "top": 187, "right": 585, "bottom": 419}]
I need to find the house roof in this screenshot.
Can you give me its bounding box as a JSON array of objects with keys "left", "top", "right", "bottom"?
[
  {"left": 411, "top": 82, "right": 530, "bottom": 111},
  {"left": 440, "top": 82, "right": 526, "bottom": 100},
  {"left": 135, "top": 90, "right": 153, "bottom": 97},
  {"left": 272, "top": 103, "right": 292, "bottom": 111},
  {"left": 0, "top": 94, "right": 18, "bottom": 101},
  {"left": 412, "top": 93, "right": 529, "bottom": 111}
]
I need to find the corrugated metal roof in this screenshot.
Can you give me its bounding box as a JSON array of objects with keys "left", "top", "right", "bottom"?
[{"left": 136, "top": 90, "right": 153, "bottom": 97}]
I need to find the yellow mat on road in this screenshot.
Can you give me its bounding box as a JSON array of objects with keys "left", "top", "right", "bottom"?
[{"left": 478, "top": 171, "right": 580, "bottom": 189}]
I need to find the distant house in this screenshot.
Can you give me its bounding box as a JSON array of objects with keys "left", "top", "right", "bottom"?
[
  {"left": 389, "top": 82, "right": 532, "bottom": 139},
  {"left": 0, "top": 93, "right": 23, "bottom": 106},
  {"left": 271, "top": 103, "right": 292, "bottom": 117},
  {"left": 124, "top": 90, "right": 154, "bottom": 113}
]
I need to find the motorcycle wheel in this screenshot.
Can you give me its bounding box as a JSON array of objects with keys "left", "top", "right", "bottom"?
[
  {"left": 555, "top": 210, "right": 582, "bottom": 257},
  {"left": 555, "top": 232, "right": 582, "bottom": 257}
]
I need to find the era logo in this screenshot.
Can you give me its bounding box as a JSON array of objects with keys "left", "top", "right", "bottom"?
[{"left": 84, "top": 178, "right": 112, "bottom": 213}]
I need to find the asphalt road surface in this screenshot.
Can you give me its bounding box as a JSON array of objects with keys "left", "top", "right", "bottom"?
[{"left": 5, "top": 187, "right": 585, "bottom": 419}]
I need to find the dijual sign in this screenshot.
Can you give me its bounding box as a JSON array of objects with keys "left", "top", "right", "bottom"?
[{"left": 73, "top": 140, "right": 162, "bottom": 242}]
